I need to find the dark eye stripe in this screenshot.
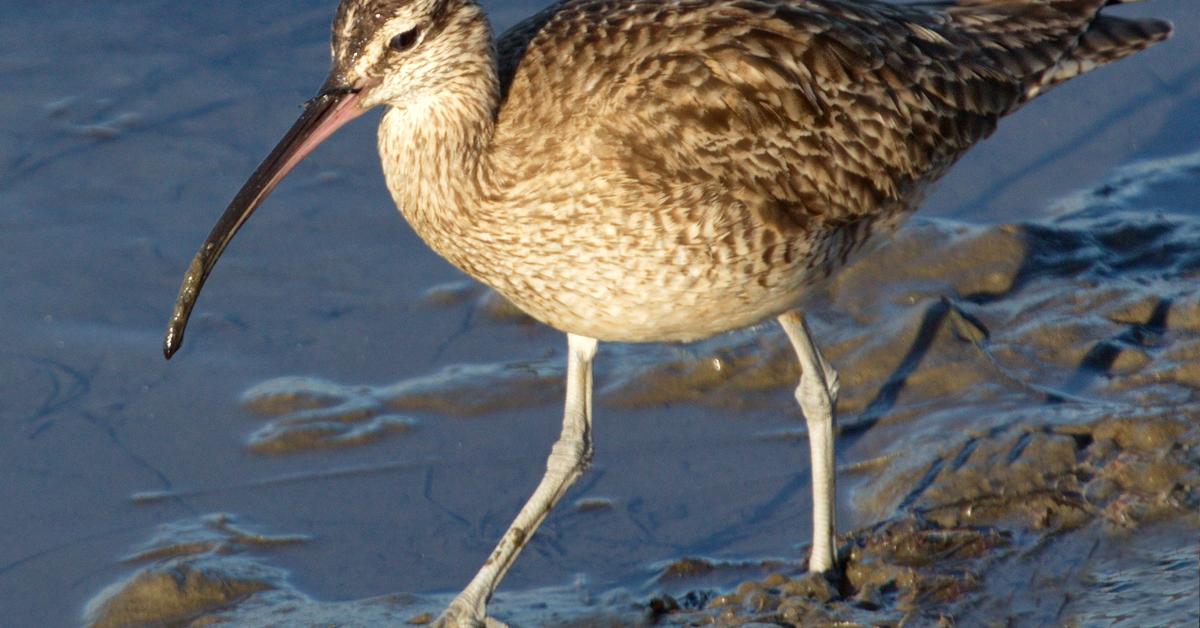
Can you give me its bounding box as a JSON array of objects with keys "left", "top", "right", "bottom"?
[{"left": 388, "top": 28, "right": 419, "bottom": 52}]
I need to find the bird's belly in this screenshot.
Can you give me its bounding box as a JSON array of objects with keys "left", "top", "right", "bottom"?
[
  {"left": 472, "top": 204, "right": 910, "bottom": 342},
  {"left": 519, "top": 284, "right": 807, "bottom": 342},
  {"left": 483, "top": 246, "right": 819, "bottom": 343},
  {"left": 412, "top": 198, "right": 910, "bottom": 343}
]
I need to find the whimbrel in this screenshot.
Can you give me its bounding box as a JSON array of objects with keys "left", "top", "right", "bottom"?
[{"left": 164, "top": 0, "right": 1171, "bottom": 623}]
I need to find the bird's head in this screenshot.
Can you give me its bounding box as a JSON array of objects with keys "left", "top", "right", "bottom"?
[
  {"left": 327, "top": 0, "right": 492, "bottom": 110},
  {"left": 162, "top": 0, "right": 491, "bottom": 358}
]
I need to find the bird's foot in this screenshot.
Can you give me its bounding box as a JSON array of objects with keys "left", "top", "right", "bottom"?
[
  {"left": 434, "top": 595, "right": 506, "bottom": 628},
  {"left": 807, "top": 546, "right": 836, "bottom": 575}
]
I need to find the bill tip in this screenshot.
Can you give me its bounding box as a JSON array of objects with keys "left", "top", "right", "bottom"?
[{"left": 163, "top": 329, "right": 181, "bottom": 360}]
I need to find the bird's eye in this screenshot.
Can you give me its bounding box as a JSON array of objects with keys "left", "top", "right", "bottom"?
[{"left": 388, "top": 28, "right": 419, "bottom": 53}]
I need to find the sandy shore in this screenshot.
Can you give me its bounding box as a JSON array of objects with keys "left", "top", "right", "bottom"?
[
  {"left": 86, "top": 152, "right": 1200, "bottom": 626},
  {"left": 1, "top": 2, "right": 1196, "bottom": 627}
]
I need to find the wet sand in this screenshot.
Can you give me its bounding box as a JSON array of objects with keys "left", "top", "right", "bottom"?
[
  {"left": 85, "top": 163, "right": 1200, "bottom": 625},
  {"left": 2, "top": 1, "right": 1198, "bottom": 627}
]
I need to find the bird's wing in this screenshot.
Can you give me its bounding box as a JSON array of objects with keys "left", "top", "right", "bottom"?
[{"left": 495, "top": 0, "right": 1167, "bottom": 233}]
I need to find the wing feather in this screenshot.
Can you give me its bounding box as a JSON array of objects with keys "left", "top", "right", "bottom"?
[{"left": 493, "top": 0, "right": 1167, "bottom": 237}]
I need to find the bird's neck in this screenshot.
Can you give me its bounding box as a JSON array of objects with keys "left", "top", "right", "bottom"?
[{"left": 376, "top": 5, "right": 501, "bottom": 264}]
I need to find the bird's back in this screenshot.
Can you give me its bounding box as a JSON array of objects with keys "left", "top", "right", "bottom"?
[
  {"left": 467, "top": 0, "right": 1171, "bottom": 341},
  {"left": 493, "top": 0, "right": 1170, "bottom": 212}
]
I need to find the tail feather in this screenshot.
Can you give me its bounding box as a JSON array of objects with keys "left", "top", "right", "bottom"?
[
  {"left": 939, "top": 0, "right": 1173, "bottom": 104},
  {"left": 1030, "top": 14, "right": 1173, "bottom": 97}
]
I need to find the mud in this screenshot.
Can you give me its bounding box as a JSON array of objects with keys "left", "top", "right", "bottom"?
[
  {"left": 84, "top": 152, "right": 1200, "bottom": 626},
  {"left": 3, "top": 2, "right": 1198, "bottom": 627},
  {"left": 652, "top": 412, "right": 1198, "bottom": 626}
]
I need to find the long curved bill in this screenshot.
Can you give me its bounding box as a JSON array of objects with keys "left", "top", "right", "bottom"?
[{"left": 163, "top": 83, "right": 369, "bottom": 359}]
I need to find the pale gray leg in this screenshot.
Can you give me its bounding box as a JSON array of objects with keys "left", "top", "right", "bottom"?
[
  {"left": 778, "top": 310, "right": 839, "bottom": 573},
  {"left": 439, "top": 333, "right": 598, "bottom": 627}
]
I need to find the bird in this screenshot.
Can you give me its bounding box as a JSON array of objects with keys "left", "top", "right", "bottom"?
[{"left": 163, "top": 0, "right": 1171, "bottom": 624}]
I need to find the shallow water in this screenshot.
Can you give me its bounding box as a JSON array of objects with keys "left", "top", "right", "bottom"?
[{"left": 2, "top": 1, "right": 1198, "bottom": 627}]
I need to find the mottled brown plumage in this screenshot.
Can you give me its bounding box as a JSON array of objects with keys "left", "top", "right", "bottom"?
[
  {"left": 164, "top": 0, "right": 1171, "bottom": 625},
  {"left": 365, "top": 0, "right": 1171, "bottom": 343}
]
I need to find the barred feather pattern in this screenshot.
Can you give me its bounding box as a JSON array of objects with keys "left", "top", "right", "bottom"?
[{"left": 345, "top": 0, "right": 1172, "bottom": 341}]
